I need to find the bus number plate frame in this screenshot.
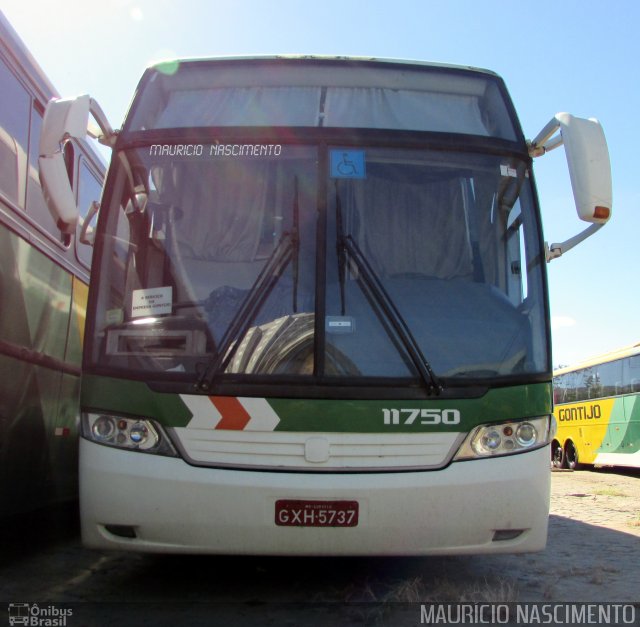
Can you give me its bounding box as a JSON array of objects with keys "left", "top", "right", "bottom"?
[{"left": 275, "top": 499, "right": 359, "bottom": 527}]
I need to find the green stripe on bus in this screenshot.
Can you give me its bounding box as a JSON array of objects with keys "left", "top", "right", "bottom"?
[
  {"left": 82, "top": 376, "right": 551, "bottom": 433},
  {"left": 602, "top": 396, "right": 640, "bottom": 454},
  {"left": 269, "top": 384, "right": 551, "bottom": 432},
  {"left": 625, "top": 396, "right": 640, "bottom": 453},
  {"left": 81, "top": 376, "right": 192, "bottom": 427}
]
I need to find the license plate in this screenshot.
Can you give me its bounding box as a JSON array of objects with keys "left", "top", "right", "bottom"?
[{"left": 275, "top": 500, "right": 359, "bottom": 527}]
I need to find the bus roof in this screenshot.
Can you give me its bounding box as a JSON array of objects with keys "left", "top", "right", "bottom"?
[
  {"left": 554, "top": 342, "right": 640, "bottom": 376},
  {"left": 147, "top": 54, "right": 501, "bottom": 79}
]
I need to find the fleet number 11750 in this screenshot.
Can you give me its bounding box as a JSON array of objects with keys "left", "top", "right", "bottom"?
[{"left": 383, "top": 408, "right": 461, "bottom": 426}]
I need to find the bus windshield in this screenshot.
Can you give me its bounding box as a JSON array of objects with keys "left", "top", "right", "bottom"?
[{"left": 89, "top": 141, "right": 548, "bottom": 388}]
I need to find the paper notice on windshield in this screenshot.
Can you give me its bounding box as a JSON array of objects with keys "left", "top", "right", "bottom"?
[{"left": 131, "top": 286, "right": 173, "bottom": 317}]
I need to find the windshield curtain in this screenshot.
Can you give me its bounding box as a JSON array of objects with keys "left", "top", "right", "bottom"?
[
  {"left": 89, "top": 142, "right": 548, "bottom": 384},
  {"left": 126, "top": 62, "right": 517, "bottom": 140}
]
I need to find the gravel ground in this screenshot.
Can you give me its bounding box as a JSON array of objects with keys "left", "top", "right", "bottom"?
[
  {"left": 1, "top": 467, "right": 638, "bottom": 625},
  {"left": 465, "top": 467, "right": 640, "bottom": 604}
]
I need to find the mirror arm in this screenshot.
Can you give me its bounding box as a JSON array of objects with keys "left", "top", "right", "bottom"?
[
  {"left": 79, "top": 200, "right": 100, "bottom": 245},
  {"left": 528, "top": 117, "right": 564, "bottom": 158},
  {"left": 545, "top": 223, "right": 603, "bottom": 262},
  {"left": 88, "top": 98, "right": 117, "bottom": 147}
]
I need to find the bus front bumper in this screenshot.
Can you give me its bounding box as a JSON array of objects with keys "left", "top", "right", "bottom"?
[{"left": 79, "top": 439, "right": 550, "bottom": 555}]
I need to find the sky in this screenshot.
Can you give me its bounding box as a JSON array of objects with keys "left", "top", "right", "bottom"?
[{"left": 3, "top": 0, "right": 638, "bottom": 367}]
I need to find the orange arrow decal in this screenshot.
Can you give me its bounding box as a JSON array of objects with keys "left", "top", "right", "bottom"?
[{"left": 211, "top": 396, "right": 252, "bottom": 430}]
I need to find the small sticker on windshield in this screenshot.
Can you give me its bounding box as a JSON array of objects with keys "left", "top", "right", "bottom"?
[
  {"left": 330, "top": 150, "right": 366, "bottom": 179},
  {"left": 131, "top": 286, "right": 173, "bottom": 317},
  {"left": 500, "top": 164, "right": 518, "bottom": 178},
  {"left": 105, "top": 308, "right": 124, "bottom": 326},
  {"left": 326, "top": 316, "right": 356, "bottom": 334}
]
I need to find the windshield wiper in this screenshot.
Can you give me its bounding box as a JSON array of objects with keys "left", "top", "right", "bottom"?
[
  {"left": 335, "top": 183, "right": 348, "bottom": 317},
  {"left": 335, "top": 198, "right": 442, "bottom": 395},
  {"left": 195, "top": 232, "right": 294, "bottom": 391},
  {"left": 291, "top": 176, "right": 300, "bottom": 313},
  {"left": 195, "top": 180, "right": 301, "bottom": 391}
]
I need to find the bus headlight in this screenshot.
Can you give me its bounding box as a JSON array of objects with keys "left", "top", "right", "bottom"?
[
  {"left": 82, "top": 413, "right": 178, "bottom": 457},
  {"left": 453, "top": 416, "right": 551, "bottom": 461},
  {"left": 92, "top": 415, "right": 116, "bottom": 441},
  {"left": 515, "top": 422, "right": 537, "bottom": 447}
]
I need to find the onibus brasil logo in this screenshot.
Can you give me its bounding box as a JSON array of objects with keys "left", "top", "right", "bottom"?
[{"left": 7, "top": 604, "right": 72, "bottom": 626}]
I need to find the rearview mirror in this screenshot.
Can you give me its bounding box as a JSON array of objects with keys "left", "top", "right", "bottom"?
[
  {"left": 39, "top": 95, "right": 115, "bottom": 234},
  {"left": 530, "top": 113, "right": 612, "bottom": 261}
]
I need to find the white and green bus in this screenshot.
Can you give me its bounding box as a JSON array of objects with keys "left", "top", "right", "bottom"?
[
  {"left": 39, "top": 56, "right": 611, "bottom": 554},
  {"left": 553, "top": 343, "right": 640, "bottom": 470},
  {"left": 0, "top": 11, "right": 104, "bottom": 517}
]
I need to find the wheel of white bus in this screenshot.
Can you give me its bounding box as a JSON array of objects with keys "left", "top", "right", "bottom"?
[
  {"left": 551, "top": 441, "right": 565, "bottom": 469},
  {"left": 564, "top": 440, "right": 580, "bottom": 470}
]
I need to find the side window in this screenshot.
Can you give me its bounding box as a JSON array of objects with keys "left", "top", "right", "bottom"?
[
  {"left": 554, "top": 371, "right": 578, "bottom": 404},
  {"left": 598, "top": 359, "right": 623, "bottom": 398},
  {"left": 64, "top": 142, "right": 75, "bottom": 187},
  {"left": 553, "top": 375, "right": 564, "bottom": 404},
  {"left": 75, "top": 157, "right": 103, "bottom": 268},
  {"left": 624, "top": 355, "right": 640, "bottom": 394},
  {"left": 576, "top": 367, "right": 597, "bottom": 402},
  {"left": 0, "top": 57, "right": 29, "bottom": 208}
]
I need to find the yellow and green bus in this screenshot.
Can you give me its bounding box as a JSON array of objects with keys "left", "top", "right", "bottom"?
[
  {"left": 552, "top": 343, "right": 640, "bottom": 469},
  {"left": 0, "top": 11, "right": 104, "bottom": 517}
]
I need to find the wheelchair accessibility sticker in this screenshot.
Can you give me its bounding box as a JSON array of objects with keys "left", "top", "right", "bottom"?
[{"left": 330, "top": 149, "right": 366, "bottom": 179}]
